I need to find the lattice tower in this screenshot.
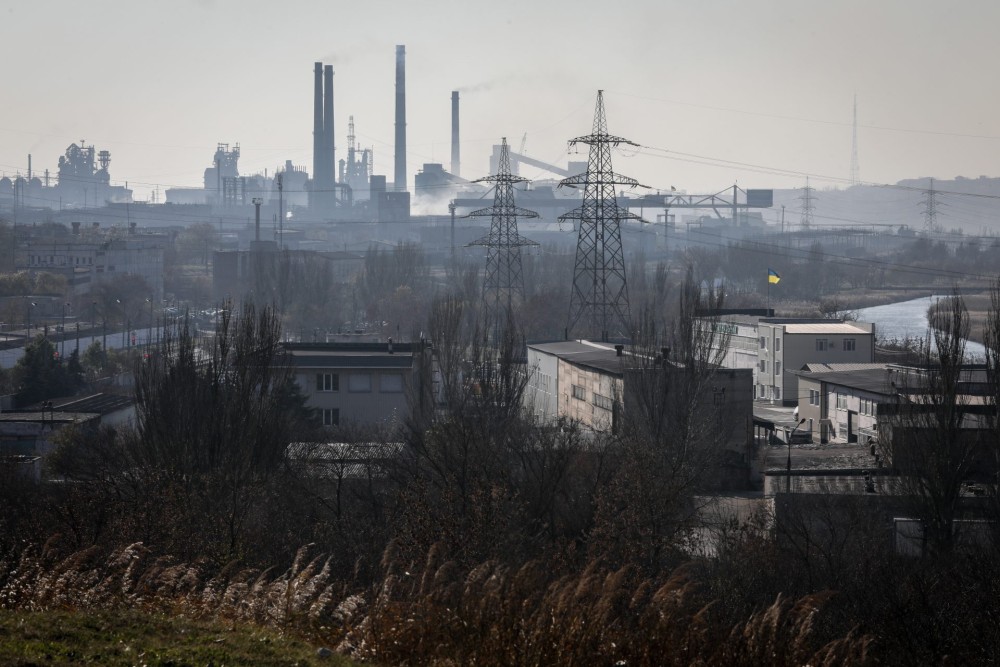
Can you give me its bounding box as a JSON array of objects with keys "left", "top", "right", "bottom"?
[
  {"left": 922, "top": 177, "right": 940, "bottom": 234},
  {"left": 799, "top": 177, "right": 816, "bottom": 230},
  {"left": 560, "top": 91, "right": 646, "bottom": 342},
  {"left": 467, "top": 138, "right": 539, "bottom": 344}
]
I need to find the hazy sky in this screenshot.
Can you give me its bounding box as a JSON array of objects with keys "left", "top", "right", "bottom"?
[{"left": 2, "top": 0, "right": 999, "bottom": 203}]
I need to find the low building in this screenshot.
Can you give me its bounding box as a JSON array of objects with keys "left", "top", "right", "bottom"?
[
  {"left": 284, "top": 341, "right": 434, "bottom": 431},
  {"left": 24, "top": 231, "right": 166, "bottom": 300},
  {"left": 526, "top": 340, "right": 623, "bottom": 431},
  {"left": 526, "top": 339, "right": 754, "bottom": 487}
]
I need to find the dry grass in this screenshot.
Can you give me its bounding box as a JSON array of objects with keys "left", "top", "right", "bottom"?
[
  {"left": 0, "top": 537, "right": 880, "bottom": 666},
  {"left": 339, "top": 541, "right": 879, "bottom": 666}
]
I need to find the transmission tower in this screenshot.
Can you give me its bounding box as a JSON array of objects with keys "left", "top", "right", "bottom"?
[
  {"left": 799, "top": 177, "right": 816, "bottom": 230},
  {"left": 921, "top": 177, "right": 940, "bottom": 234},
  {"left": 850, "top": 94, "right": 860, "bottom": 185},
  {"left": 467, "top": 138, "right": 539, "bottom": 344},
  {"left": 561, "top": 90, "right": 645, "bottom": 342}
]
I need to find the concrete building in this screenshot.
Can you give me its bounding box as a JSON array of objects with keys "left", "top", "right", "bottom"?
[
  {"left": 793, "top": 363, "right": 894, "bottom": 445},
  {"left": 759, "top": 319, "right": 875, "bottom": 405},
  {"left": 794, "top": 363, "right": 989, "bottom": 448},
  {"left": 704, "top": 314, "right": 875, "bottom": 405},
  {"left": 24, "top": 230, "right": 166, "bottom": 300},
  {"left": 525, "top": 339, "right": 755, "bottom": 487},
  {"left": 284, "top": 341, "right": 434, "bottom": 431},
  {"left": 525, "top": 340, "right": 623, "bottom": 431}
]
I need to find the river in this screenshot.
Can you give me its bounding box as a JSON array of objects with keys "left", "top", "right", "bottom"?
[{"left": 855, "top": 295, "right": 987, "bottom": 360}]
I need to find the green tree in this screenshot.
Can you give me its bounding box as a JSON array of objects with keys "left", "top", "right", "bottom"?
[{"left": 12, "top": 336, "right": 82, "bottom": 406}]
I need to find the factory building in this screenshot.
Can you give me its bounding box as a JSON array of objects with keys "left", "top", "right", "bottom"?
[{"left": 23, "top": 225, "right": 166, "bottom": 300}]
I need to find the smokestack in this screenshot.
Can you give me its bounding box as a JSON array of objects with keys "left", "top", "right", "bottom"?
[
  {"left": 451, "top": 91, "right": 460, "bottom": 178},
  {"left": 394, "top": 45, "right": 407, "bottom": 192},
  {"left": 313, "top": 62, "right": 323, "bottom": 188},
  {"left": 324, "top": 65, "right": 335, "bottom": 187}
]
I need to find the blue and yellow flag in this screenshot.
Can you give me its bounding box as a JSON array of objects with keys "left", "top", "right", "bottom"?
[{"left": 768, "top": 268, "right": 781, "bottom": 284}]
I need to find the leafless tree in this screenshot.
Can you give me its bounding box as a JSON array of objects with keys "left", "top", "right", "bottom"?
[
  {"left": 590, "top": 266, "right": 735, "bottom": 571},
  {"left": 878, "top": 292, "right": 990, "bottom": 556}
]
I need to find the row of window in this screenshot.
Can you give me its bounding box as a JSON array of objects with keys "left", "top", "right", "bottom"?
[
  {"left": 758, "top": 360, "right": 782, "bottom": 375},
  {"left": 814, "top": 390, "right": 876, "bottom": 415},
  {"left": 31, "top": 255, "right": 95, "bottom": 266},
  {"left": 758, "top": 337, "right": 782, "bottom": 352},
  {"left": 816, "top": 338, "right": 857, "bottom": 352},
  {"left": 755, "top": 384, "right": 782, "bottom": 401},
  {"left": 570, "top": 384, "right": 617, "bottom": 411},
  {"left": 315, "top": 372, "right": 404, "bottom": 393}
]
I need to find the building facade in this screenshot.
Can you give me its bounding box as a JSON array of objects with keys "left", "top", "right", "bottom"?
[
  {"left": 704, "top": 315, "right": 876, "bottom": 405},
  {"left": 285, "top": 341, "right": 433, "bottom": 431},
  {"left": 25, "top": 232, "right": 166, "bottom": 300}
]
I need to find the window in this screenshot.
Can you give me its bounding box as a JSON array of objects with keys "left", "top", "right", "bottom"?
[
  {"left": 775, "top": 338, "right": 781, "bottom": 352},
  {"left": 774, "top": 387, "right": 781, "bottom": 401},
  {"left": 571, "top": 384, "right": 586, "bottom": 401},
  {"left": 759, "top": 360, "right": 767, "bottom": 373},
  {"left": 843, "top": 338, "right": 856, "bottom": 352},
  {"left": 348, "top": 373, "right": 372, "bottom": 392},
  {"left": 816, "top": 339, "right": 828, "bottom": 352},
  {"left": 322, "top": 408, "right": 340, "bottom": 427},
  {"left": 774, "top": 361, "right": 781, "bottom": 376},
  {"left": 593, "top": 392, "right": 614, "bottom": 411},
  {"left": 316, "top": 373, "right": 339, "bottom": 392},
  {"left": 713, "top": 388, "right": 726, "bottom": 405},
  {"left": 809, "top": 389, "right": 819, "bottom": 406},
  {"left": 380, "top": 373, "right": 404, "bottom": 393},
  {"left": 836, "top": 393, "right": 847, "bottom": 410},
  {"left": 759, "top": 336, "right": 767, "bottom": 350}
]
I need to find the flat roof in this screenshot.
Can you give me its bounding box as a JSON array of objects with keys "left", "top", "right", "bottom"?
[
  {"left": 778, "top": 322, "right": 871, "bottom": 334},
  {"left": 529, "top": 341, "right": 623, "bottom": 375},
  {"left": 801, "top": 363, "right": 888, "bottom": 373},
  {"left": 794, "top": 367, "right": 897, "bottom": 395}
]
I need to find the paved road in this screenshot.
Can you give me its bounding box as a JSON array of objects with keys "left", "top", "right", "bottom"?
[{"left": 0, "top": 327, "right": 160, "bottom": 369}]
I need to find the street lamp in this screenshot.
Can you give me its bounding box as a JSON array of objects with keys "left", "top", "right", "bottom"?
[
  {"left": 26, "top": 299, "right": 36, "bottom": 341},
  {"left": 60, "top": 302, "right": 70, "bottom": 359},
  {"left": 786, "top": 417, "right": 807, "bottom": 494}
]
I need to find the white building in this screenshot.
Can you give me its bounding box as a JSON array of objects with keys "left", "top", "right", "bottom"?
[{"left": 704, "top": 314, "right": 876, "bottom": 405}]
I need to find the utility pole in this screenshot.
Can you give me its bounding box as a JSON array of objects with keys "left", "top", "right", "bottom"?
[
  {"left": 467, "top": 138, "right": 539, "bottom": 345},
  {"left": 561, "top": 91, "right": 646, "bottom": 342},
  {"left": 277, "top": 172, "right": 284, "bottom": 250}
]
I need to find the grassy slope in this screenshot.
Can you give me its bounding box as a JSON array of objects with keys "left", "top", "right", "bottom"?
[{"left": 0, "top": 610, "right": 354, "bottom": 667}]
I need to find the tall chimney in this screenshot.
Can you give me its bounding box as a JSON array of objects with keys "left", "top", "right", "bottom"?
[
  {"left": 313, "top": 62, "right": 323, "bottom": 189},
  {"left": 394, "top": 45, "right": 407, "bottom": 192},
  {"left": 451, "top": 91, "right": 460, "bottom": 178},
  {"left": 324, "top": 65, "right": 335, "bottom": 189}
]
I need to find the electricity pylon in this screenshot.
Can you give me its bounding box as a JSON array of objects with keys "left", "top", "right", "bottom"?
[
  {"left": 560, "top": 90, "right": 645, "bottom": 342},
  {"left": 468, "top": 137, "right": 538, "bottom": 344}
]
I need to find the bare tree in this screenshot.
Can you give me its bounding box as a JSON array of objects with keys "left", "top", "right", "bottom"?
[
  {"left": 879, "top": 292, "right": 990, "bottom": 556},
  {"left": 590, "top": 266, "right": 735, "bottom": 571}
]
